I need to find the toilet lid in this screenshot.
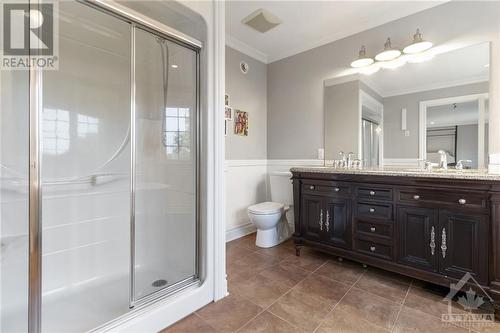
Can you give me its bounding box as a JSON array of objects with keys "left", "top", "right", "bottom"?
[{"left": 248, "top": 202, "right": 284, "bottom": 215}]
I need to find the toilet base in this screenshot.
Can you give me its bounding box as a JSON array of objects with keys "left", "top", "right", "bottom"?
[{"left": 255, "top": 219, "right": 291, "bottom": 248}]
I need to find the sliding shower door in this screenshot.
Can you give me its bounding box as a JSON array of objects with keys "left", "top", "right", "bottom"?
[
  {"left": 40, "top": 3, "right": 131, "bottom": 332},
  {"left": 132, "top": 28, "right": 198, "bottom": 303}
]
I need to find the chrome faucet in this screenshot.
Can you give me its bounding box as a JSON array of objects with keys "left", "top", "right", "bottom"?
[
  {"left": 347, "top": 152, "right": 355, "bottom": 168},
  {"left": 456, "top": 160, "right": 472, "bottom": 170},
  {"left": 338, "top": 151, "right": 347, "bottom": 168},
  {"left": 437, "top": 150, "right": 448, "bottom": 170}
]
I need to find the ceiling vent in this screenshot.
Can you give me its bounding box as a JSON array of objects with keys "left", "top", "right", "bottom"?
[{"left": 242, "top": 9, "right": 282, "bottom": 33}]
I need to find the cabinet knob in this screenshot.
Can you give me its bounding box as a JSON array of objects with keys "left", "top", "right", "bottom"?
[
  {"left": 369, "top": 208, "right": 375, "bottom": 213},
  {"left": 370, "top": 246, "right": 376, "bottom": 252},
  {"left": 369, "top": 191, "right": 376, "bottom": 196},
  {"left": 413, "top": 195, "right": 420, "bottom": 200},
  {"left": 334, "top": 187, "right": 340, "bottom": 192},
  {"left": 309, "top": 185, "right": 315, "bottom": 190},
  {"left": 458, "top": 198, "right": 466, "bottom": 205},
  {"left": 370, "top": 227, "right": 376, "bottom": 232}
]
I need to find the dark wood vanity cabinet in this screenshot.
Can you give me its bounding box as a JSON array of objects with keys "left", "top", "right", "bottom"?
[
  {"left": 292, "top": 171, "right": 500, "bottom": 316},
  {"left": 299, "top": 190, "right": 351, "bottom": 249}
]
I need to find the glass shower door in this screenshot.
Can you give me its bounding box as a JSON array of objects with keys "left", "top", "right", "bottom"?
[
  {"left": 40, "top": 3, "right": 131, "bottom": 332},
  {"left": 133, "top": 28, "right": 198, "bottom": 302}
]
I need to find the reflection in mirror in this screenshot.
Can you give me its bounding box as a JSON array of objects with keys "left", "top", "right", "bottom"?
[{"left": 324, "top": 41, "right": 490, "bottom": 170}]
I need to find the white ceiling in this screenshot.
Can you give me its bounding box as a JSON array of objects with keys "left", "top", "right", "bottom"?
[
  {"left": 362, "top": 42, "right": 490, "bottom": 98},
  {"left": 226, "top": 1, "right": 445, "bottom": 63},
  {"left": 427, "top": 101, "right": 479, "bottom": 127}
]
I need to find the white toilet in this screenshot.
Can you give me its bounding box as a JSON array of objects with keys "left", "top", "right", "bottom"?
[{"left": 248, "top": 172, "right": 292, "bottom": 248}]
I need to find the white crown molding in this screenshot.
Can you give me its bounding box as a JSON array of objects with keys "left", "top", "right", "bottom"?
[
  {"left": 324, "top": 74, "right": 360, "bottom": 87},
  {"left": 225, "top": 34, "right": 269, "bottom": 64},
  {"left": 382, "top": 76, "right": 489, "bottom": 98}
]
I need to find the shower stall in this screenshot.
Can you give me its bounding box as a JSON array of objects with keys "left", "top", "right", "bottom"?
[{"left": 1, "top": 1, "right": 202, "bottom": 332}]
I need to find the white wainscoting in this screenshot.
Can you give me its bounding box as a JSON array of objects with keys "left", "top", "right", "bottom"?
[{"left": 225, "top": 159, "right": 324, "bottom": 242}]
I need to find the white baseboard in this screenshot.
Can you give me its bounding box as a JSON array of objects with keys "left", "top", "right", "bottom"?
[{"left": 226, "top": 222, "right": 256, "bottom": 242}]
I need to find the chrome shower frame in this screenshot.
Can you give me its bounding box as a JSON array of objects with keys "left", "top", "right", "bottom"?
[{"left": 27, "top": 1, "right": 204, "bottom": 331}]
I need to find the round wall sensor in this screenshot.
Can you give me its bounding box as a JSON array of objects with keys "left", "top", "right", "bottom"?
[{"left": 240, "top": 61, "right": 249, "bottom": 74}]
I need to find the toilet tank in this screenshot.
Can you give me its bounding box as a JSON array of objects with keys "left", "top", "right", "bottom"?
[{"left": 269, "top": 171, "right": 293, "bottom": 206}]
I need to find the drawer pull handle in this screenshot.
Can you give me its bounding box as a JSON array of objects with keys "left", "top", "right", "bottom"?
[
  {"left": 370, "top": 227, "right": 376, "bottom": 232},
  {"left": 325, "top": 211, "right": 330, "bottom": 232},
  {"left": 319, "top": 209, "right": 323, "bottom": 231},
  {"left": 334, "top": 187, "right": 340, "bottom": 192},
  {"left": 458, "top": 198, "right": 466, "bottom": 205},
  {"left": 369, "top": 208, "right": 375, "bottom": 213},
  {"left": 429, "top": 226, "right": 435, "bottom": 256},
  {"left": 309, "top": 185, "right": 315, "bottom": 190},
  {"left": 369, "top": 191, "right": 376, "bottom": 196},
  {"left": 413, "top": 195, "right": 420, "bottom": 200},
  {"left": 441, "top": 228, "right": 447, "bottom": 258},
  {"left": 370, "top": 246, "right": 376, "bottom": 252}
]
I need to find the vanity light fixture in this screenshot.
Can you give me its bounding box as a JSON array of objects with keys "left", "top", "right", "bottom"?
[
  {"left": 403, "top": 29, "right": 433, "bottom": 54},
  {"left": 375, "top": 38, "right": 401, "bottom": 62},
  {"left": 350, "top": 46, "right": 374, "bottom": 68}
]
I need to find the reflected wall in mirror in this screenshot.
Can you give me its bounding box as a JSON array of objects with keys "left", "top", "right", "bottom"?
[{"left": 324, "top": 41, "right": 490, "bottom": 169}]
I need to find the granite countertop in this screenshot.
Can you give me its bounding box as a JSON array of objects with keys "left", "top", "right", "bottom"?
[{"left": 290, "top": 166, "right": 500, "bottom": 181}]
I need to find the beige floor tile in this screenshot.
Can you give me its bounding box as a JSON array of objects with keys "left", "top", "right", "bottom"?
[
  {"left": 227, "top": 252, "right": 282, "bottom": 280},
  {"left": 366, "top": 266, "right": 413, "bottom": 285},
  {"left": 231, "top": 274, "right": 290, "bottom": 308},
  {"left": 316, "top": 305, "right": 390, "bottom": 333},
  {"left": 268, "top": 290, "right": 332, "bottom": 332},
  {"left": 196, "top": 294, "right": 262, "bottom": 333},
  {"left": 229, "top": 233, "right": 258, "bottom": 251},
  {"left": 226, "top": 243, "right": 255, "bottom": 263},
  {"left": 160, "top": 314, "right": 216, "bottom": 333},
  {"left": 336, "top": 287, "right": 401, "bottom": 330},
  {"left": 393, "top": 306, "right": 468, "bottom": 333},
  {"left": 354, "top": 270, "right": 410, "bottom": 304},
  {"left": 404, "top": 284, "right": 465, "bottom": 319},
  {"left": 315, "top": 259, "right": 366, "bottom": 285},
  {"left": 293, "top": 273, "right": 350, "bottom": 306},
  {"left": 281, "top": 250, "right": 329, "bottom": 272},
  {"left": 259, "top": 262, "right": 310, "bottom": 287},
  {"left": 238, "top": 311, "right": 303, "bottom": 333},
  {"left": 256, "top": 244, "right": 295, "bottom": 260}
]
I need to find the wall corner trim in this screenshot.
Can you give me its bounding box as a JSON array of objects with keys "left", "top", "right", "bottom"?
[{"left": 226, "top": 34, "right": 269, "bottom": 64}]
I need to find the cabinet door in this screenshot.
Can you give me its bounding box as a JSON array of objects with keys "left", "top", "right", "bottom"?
[
  {"left": 300, "top": 194, "right": 324, "bottom": 241},
  {"left": 438, "top": 211, "right": 488, "bottom": 284},
  {"left": 324, "top": 197, "right": 352, "bottom": 249},
  {"left": 397, "top": 206, "right": 438, "bottom": 272}
]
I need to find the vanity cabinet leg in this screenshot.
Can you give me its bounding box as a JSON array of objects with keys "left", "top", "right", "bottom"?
[{"left": 295, "top": 245, "right": 301, "bottom": 256}]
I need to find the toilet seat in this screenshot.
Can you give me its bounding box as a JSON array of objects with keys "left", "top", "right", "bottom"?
[{"left": 248, "top": 202, "right": 283, "bottom": 215}]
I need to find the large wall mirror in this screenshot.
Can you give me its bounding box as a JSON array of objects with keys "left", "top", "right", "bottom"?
[{"left": 324, "top": 41, "right": 490, "bottom": 169}]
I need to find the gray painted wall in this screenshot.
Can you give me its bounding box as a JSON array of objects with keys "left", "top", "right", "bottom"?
[
  {"left": 267, "top": 1, "right": 500, "bottom": 159},
  {"left": 225, "top": 46, "right": 267, "bottom": 159},
  {"left": 383, "top": 82, "right": 488, "bottom": 158},
  {"left": 324, "top": 81, "right": 359, "bottom": 160}
]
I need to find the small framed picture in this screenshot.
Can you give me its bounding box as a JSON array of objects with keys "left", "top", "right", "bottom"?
[
  {"left": 225, "top": 94, "right": 230, "bottom": 106},
  {"left": 225, "top": 106, "right": 232, "bottom": 120},
  {"left": 234, "top": 110, "right": 248, "bottom": 136}
]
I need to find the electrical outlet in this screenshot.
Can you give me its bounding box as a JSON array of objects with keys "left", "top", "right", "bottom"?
[{"left": 404, "top": 130, "right": 410, "bottom": 137}]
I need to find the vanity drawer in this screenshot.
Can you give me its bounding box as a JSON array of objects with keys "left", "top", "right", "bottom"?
[
  {"left": 398, "top": 188, "right": 488, "bottom": 210},
  {"left": 302, "top": 181, "right": 352, "bottom": 196},
  {"left": 357, "top": 202, "right": 393, "bottom": 220},
  {"left": 356, "top": 220, "right": 392, "bottom": 239},
  {"left": 357, "top": 187, "right": 393, "bottom": 201},
  {"left": 355, "top": 238, "right": 393, "bottom": 260}
]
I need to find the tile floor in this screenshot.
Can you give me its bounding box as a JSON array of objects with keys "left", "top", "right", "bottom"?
[{"left": 162, "top": 233, "right": 499, "bottom": 333}]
